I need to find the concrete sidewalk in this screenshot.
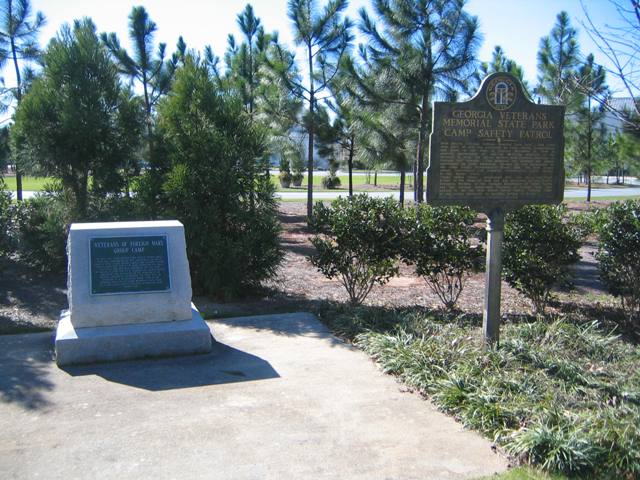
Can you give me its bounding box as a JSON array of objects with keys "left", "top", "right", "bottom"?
[{"left": 0, "top": 313, "right": 507, "bottom": 479}]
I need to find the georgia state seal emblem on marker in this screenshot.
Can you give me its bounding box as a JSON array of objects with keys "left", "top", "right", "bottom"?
[{"left": 486, "top": 76, "right": 517, "bottom": 110}]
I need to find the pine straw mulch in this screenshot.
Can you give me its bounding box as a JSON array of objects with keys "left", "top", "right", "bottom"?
[
  {"left": 0, "top": 200, "right": 628, "bottom": 334},
  {"left": 197, "top": 200, "right": 627, "bottom": 327}
]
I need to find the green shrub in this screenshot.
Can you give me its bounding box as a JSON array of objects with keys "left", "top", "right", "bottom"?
[
  {"left": 0, "top": 178, "right": 14, "bottom": 258},
  {"left": 85, "top": 195, "right": 142, "bottom": 223},
  {"left": 401, "top": 205, "right": 483, "bottom": 310},
  {"left": 289, "top": 143, "right": 305, "bottom": 186},
  {"left": 571, "top": 207, "right": 606, "bottom": 240},
  {"left": 154, "top": 56, "right": 282, "bottom": 297},
  {"left": 7, "top": 179, "right": 145, "bottom": 273},
  {"left": 13, "top": 192, "right": 71, "bottom": 273},
  {"left": 503, "top": 205, "right": 582, "bottom": 314},
  {"left": 309, "top": 195, "right": 403, "bottom": 305},
  {"left": 597, "top": 200, "right": 640, "bottom": 319}
]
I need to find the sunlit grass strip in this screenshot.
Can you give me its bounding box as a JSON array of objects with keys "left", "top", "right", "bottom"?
[
  {"left": 271, "top": 174, "right": 411, "bottom": 189},
  {"left": 565, "top": 195, "right": 640, "bottom": 202},
  {"left": 473, "top": 466, "right": 569, "bottom": 479},
  {"left": 2, "top": 176, "right": 56, "bottom": 191}
]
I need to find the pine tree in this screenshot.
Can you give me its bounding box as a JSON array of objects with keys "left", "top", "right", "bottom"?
[
  {"left": 270, "top": 0, "right": 353, "bottom": 218},
  {"left": 474, "top": 46, "right": 529, "bottom": 93},
  {"left": 536, "top": 11, "right": 581, "bottom": 109},
  {"left": 0, "top": 0, "right": 45, "bottom": 201},
  {"left": 12, "top": 18, "right": 142, "bottom": 217},
  {"left": 101, "top": 7, "right": 173, "bottom": 145},
  {"left": 573, "top": 53, "right": 608, "bottom": 201},
  {"left": 357, "top": 0, "right": 481, "bottom": 202}
]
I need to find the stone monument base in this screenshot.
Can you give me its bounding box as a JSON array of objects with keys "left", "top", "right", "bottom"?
[{"left": 55, "top": 304, "right": 212, "bottom": 366}]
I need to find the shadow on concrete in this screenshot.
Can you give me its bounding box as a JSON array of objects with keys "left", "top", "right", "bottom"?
[
  {"left": 0, "top": 333, "right": 55, "bottom": 410},
  {"left": 61, "top": 340, "right": 280, "bottom": 391},
  {"left": 211, "top": 312, "right": 349, "bottom": 350}
]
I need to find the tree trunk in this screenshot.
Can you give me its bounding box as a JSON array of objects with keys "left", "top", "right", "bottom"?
[
  {"left": 142, "top": 74, "right": 153, "bottom": 143},
  {"left": 412, "top": 158, "right": 418, "bottom": 202},
  {"left": 416, "top": 94, "right": 430, "bottom": 203},
  {"left": 374, "top": 170, "right": 377, "bottom": 187},
  {"left": 306, "top": 43, "right": 315, "bottom": 219},
  {"left": 347, "top": 137, "right": 354, "bottom": 198},
  {"left": 399, "top": 168, "right": 405, "bottom": 207},
  {"left": 11, "top": 34, "right": 23, "bottom": 201},
  {"left": 587, "top": 95, "right": 592, "bottom": 203},
  {"left": 248, "top": 43, "right": 259, "bottom": 207},
  {"left": 71, "top": 170, "right": 90, "bottom": 219}
]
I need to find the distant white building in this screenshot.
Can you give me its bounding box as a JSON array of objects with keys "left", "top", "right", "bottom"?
[
  {"left": 602, "top": 97, "right": 638, "bottom": 135},
  {"left": 267, "top": 124, "right": 331, "bottom": 170}
]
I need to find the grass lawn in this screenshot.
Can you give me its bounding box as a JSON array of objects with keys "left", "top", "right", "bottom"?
[
  {"left": 3, "top": 174, "right": 411, "bottom": 193},
  {"left": 316, "top": 305, "right": 640, "bottom": 479},
  {"left": 272, "top": 174, "right": 415, "bottom": 191},
  {"left": 474, "top": 466, "right": 568, "bottom": 479},
  {"left": 5, "top": 175, "right": 638, "bottom": 200},
  {"left": 2, "top": 176, "right": 56, "bottom": 191},
  {"left": 565, "top": 195, "right": 640, "bottom": 202},
  {"left": 278, "top": 195, "right": 640, "bottom": 205}
]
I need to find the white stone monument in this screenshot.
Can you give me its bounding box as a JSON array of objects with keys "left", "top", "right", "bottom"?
[{"left": 55, "top": 220, "right": 212, "bottom": 366}]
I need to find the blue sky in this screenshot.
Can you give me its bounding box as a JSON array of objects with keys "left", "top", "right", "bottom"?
[{"left": 9, "top": 0, "right": 628, "bottom": 99}]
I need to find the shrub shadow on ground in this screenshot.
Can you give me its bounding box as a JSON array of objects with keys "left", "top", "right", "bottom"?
[
  {"left": 0, "top": 332, "right": 55, "bottom": 410},
  {"left": 277, "top": 211, "right": 310, "bottom": 235},
  {"left": 279, "top": 236, "right": 316, "bottom": 257},
  {"left": 212, "top": 311, "right": 351, "bottom": 351},
  {"left": 0, "top": 257, "right": 66, "bottom": 333}
]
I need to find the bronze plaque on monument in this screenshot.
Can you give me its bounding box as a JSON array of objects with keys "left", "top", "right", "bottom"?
[{"left": 427, "top": 73, "right": 565, "bottom": 213}]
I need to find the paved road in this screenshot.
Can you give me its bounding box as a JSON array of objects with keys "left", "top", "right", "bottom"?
[
  {"left": 0, "top": 313, "right": 507, "bottom": 479},
  {"left": 277, "top": 187, "right": 640, "bottom": 200},
  {"left": 12, "top": 185, "right": 640, "bottom": 201}
]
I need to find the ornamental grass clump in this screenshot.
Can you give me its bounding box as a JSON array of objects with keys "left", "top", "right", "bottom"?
[
  {"left": 279, "top": 158, "right": 292, "bottom": 188},
  {"left": 401, "top": 205, "right": 483, "bottom": 310},
  {"left": 321, "top": 159, "right": 341, "bottom": 189},
  {"left": 597, "top": 199, "right": 640, "bottom": 320},
  {"left": 503, "top": 205, "right": 582, "bottom": 315},
  {"left": 309, "top": 195, "right": 403, "bottom": 305},
  {"left": 333, "top": 306, "right": 640, "bottom": 478}
]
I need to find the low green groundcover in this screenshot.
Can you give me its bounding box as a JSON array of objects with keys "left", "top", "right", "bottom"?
[{"left": 317, "top": 306, "right": 640, "bottom": 479}]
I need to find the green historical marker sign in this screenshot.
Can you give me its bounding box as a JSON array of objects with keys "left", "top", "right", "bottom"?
[
  {"left": 427, "top": 73, "right": 565, "bottom": 345},
  {"left": 428, "top": 73, "right": 565, "bottom": 213},
  {"left": 90, "top": 235, "right": 170, "bottom": 295}
]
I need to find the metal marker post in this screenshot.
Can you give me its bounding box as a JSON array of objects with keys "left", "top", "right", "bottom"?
[{"left": 483, "top": 209, "right": 504, "bottom": 345}]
